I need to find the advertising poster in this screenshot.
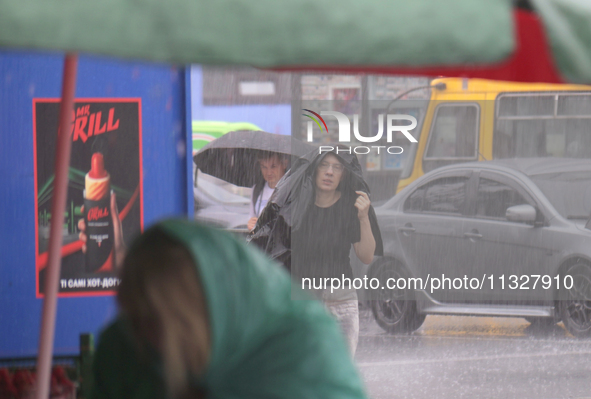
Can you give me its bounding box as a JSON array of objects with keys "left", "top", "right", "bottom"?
[
  {"left": 34, "top": 99, "right": 143, "bottom": 297},
  {"left": 331, "top": 87, "right": 360, "bottom": 115}
]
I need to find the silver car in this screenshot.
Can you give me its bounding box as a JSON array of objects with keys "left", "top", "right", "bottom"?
[
  {"left": 368, "top": 158, "right": 591, "bottom": 338},
  {"left": 194, "top": 170, "right": 251, "bottom": 234}
]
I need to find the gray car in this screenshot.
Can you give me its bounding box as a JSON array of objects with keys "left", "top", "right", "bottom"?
[
  {"left": 368, "top": 158, "right": 591, "bottom": 338},
  {"left": 194, "top": 170, "right": 251, "bottom": 234}
]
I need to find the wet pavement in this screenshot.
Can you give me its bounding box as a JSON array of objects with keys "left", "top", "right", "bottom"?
[{"left": 356, "top": 309, "right": 591, "bottom": 399}]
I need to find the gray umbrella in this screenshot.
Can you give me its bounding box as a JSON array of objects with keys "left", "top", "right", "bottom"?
[{"left": 193, "top": 130, "right": 314, "bottom": 187}]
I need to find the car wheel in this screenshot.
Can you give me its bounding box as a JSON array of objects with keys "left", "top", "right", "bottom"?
[
  {"left": 560, "top": 262, "right": 591, "bottom": 338},
  {"left": 369, "top": 260, "right": 426, "bottom": 334}
]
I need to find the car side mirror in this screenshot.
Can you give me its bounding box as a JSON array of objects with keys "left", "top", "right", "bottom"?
[{"left": 505, "top": 204, "right": 537, "bottom": 224}]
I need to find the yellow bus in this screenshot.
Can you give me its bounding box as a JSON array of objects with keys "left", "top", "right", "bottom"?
[{"left": 381, "top": 77, "right": 591, "bottom": 193}]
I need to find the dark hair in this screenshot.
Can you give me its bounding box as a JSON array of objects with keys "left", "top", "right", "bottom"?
[{"left": 117, "top": 228, "right": 210, "bottom": 399}]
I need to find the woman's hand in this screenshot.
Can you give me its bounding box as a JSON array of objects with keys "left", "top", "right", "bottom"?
[{"left": 354, "top": 191, "right": 371, "bottom": 220}]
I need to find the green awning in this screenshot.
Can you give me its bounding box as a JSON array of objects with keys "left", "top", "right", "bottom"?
[{"left": 0, "top": 0, "right": 513, "bottom": 67}]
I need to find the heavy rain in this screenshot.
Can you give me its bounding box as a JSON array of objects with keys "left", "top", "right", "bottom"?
[
  {"left": 193, "top": 69, "right": 591, "bottom": 398},
  {"left": 3, "top": 3, "right": 591, "bottom": 398}
]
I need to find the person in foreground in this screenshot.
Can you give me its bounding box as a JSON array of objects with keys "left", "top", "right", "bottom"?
[{"left": 90, "top": 219, "right": 367, "bottom": 399}]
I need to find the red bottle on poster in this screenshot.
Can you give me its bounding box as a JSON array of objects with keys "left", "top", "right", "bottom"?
[{"left": 83, "top": 152, "right": 113, "bottom": 272}]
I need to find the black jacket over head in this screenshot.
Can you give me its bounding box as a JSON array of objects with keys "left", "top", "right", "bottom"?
[{"left": 248, "top": 148, "right": 383, "bottom": 270}]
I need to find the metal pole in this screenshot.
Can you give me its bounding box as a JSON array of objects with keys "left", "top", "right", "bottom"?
[
  {"left": 35, "top": 53, "right": 79, "bottom": 399},
  {"left": 384, "top": 82, "right": 446, "bottom": 114}
]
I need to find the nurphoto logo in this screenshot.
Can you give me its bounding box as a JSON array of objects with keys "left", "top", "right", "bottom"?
[{"left": 302, "top": 109, "right": 418, "bottom": 155}]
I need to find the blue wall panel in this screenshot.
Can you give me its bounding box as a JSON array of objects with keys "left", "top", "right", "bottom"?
[{"left": 0, "top": 50, "right": 190, "bottom": 357}]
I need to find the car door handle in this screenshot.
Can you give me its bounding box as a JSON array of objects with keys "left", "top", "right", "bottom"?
[
  {"left": 464, "top": 232, "right": 482, "bottom": 239},
  {"left": 399, "top": 224, "right": 416, "bottom": 235}
]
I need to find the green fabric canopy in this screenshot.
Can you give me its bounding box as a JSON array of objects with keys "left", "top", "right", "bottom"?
[
  {"left": 0, "top": 0, "right": 513, "bottom": 67},
  {"left": 3, "top": 0, "right": 591, "bottom": 82},
  {"left": 532, "top": 0, "right": 591, "bottom": 83},
  {"left": 91, "top": 220, "right": 367, "bottom": 399}
]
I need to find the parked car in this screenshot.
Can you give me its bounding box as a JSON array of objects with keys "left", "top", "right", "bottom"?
[
  {"left": 368, "top": 158, "right": 591, "bottom": 337},
  {"left": 194, "top": 170, "right": 251, "bottom": 234}
]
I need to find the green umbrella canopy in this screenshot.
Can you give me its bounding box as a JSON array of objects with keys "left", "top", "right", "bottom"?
[
  {"left": 0, "top": 0, "right": 514, "bottom": 67},
  {"left": 532, "top": 0, "right": 591, "bottom": 83},
  {"left": 4, "top": 0, "right": 591, "bottom": 82}
]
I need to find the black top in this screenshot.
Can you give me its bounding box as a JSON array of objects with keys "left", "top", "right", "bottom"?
[{"left": 291, "top": 195, "right": 361, "bottom": 281}]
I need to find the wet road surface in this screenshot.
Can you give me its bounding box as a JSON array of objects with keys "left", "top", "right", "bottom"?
[{"left": 356, "top": 310, "right": 591, "bottom": 399}]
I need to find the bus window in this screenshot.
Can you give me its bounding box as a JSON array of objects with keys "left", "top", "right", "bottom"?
[{"left": 494, "top": 93, "right": 591, "bottom": 159}]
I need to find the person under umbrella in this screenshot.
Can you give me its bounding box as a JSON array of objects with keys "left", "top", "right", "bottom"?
[
  {"left": 193, "top": 130, "right": 312, "bottom": 189},
  {"left": 193, "top": 130, "right": 311, "bottom": 232},
  {"left": 247, "top": 151, "right": 289, "bottom": 231},
  {"left": 249, "top": 148, "right": 383, "bottom": 357}
]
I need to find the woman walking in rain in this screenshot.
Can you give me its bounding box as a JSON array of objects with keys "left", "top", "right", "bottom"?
[
  {"left": 91, "top": 219, "right": 368, "bottom": 399},
  {"left": 247, "top": 151, "right": 288, "bottom": 231},
  {"left": 250, "top": 148, "right": 383, "bottom": 357}
]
